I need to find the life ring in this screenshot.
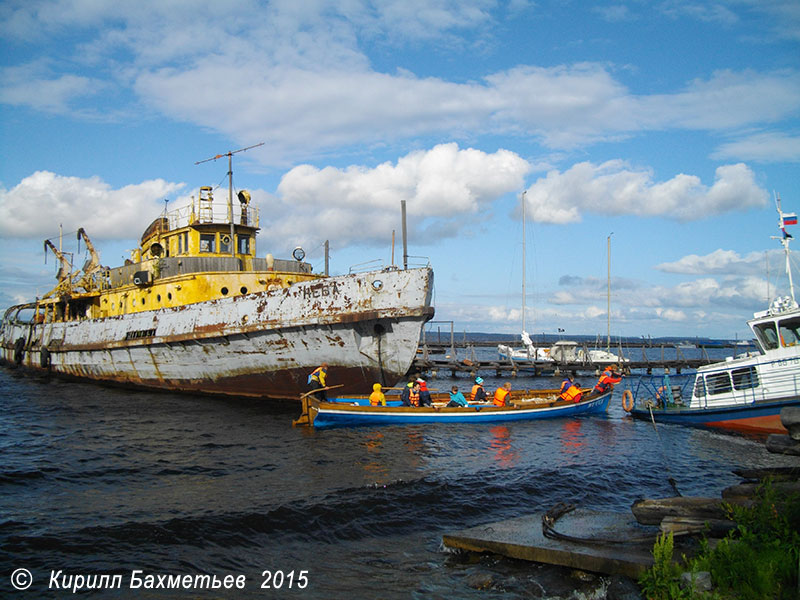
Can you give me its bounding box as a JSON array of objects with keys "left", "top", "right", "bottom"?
[{"left": 621, "top": 389, "right": 634, "bottom": 412}]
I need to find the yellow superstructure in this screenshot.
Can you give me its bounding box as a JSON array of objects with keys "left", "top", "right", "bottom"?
[{"left": 35, "top": 187, "right": 322, "bottom": 324}]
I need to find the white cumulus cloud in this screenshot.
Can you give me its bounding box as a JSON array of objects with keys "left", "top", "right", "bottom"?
[
  {"left": 0, "top": 171, "right": 184, "bottom": 239},
  {"left": 524, "top": 161, "right": 767, "bottom": 224},
  {"left": 262, "top": 143, "right": 531, "bottom": 249}
]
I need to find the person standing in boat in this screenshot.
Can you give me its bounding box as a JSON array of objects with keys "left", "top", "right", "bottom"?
[
  {"left": 493, "top": 382, "right": 512, "bottom": 406},
  {"left": 470, "top": 377, "right": 488, "bottom": 403},
  {"left": 559, "top": 374, "right": 583, "bottom": 403},
  {"left": 308, "top": 363, "right": 329, "bottom": 401},
  {"left": 591, "top": 365, "right": 622, "bottom": 396},
  {"left": 369, "top": 383, "right": 386, "bottom": 406},
  {"left": 417, "top": 378, "right": 433, "bottom": 406},
  {"left": 447, "top": 386, "right": 468, "bottom": 407}
]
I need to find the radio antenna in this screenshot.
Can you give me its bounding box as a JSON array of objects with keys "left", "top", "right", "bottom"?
[{"left": 195, "top": 142, "right": 264, "bottom": 257}]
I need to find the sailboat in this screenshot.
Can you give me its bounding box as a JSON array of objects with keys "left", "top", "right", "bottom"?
[
  {"left": 497, "top": 192, "right": 552, "bottom": 364},
  {"left": 497, "top": 193, "right": 626, "bottom": 367}
]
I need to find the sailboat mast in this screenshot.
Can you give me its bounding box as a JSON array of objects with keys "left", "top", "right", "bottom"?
[
  {"left": 607, "top": 232, "right": 613, "bottom": 351},
  {"left": 522, "top": 191, "right": 526, "bottom": 333}
]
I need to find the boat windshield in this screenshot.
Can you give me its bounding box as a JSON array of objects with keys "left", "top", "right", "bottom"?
[
  {"left": 752, "top": 320, "right": 780, "bottom": 351},
  {"left": 778, "top": 316, "right": 800, "bottom": 348}
]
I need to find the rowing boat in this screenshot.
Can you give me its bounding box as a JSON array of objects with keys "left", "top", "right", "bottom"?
[{"left": 294, "top": 387, "right": 613, "bottom": 428}]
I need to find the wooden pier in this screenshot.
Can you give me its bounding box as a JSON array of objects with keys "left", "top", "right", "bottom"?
[{"left": 412, "top": 340, "right": 740, "bottom": 378}]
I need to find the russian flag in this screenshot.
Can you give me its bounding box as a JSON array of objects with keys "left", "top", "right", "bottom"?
[{"left": 783, "top": 213, "right": 798, "bottom": 226}]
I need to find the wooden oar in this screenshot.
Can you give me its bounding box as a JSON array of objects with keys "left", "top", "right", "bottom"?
[{"left": 300, "top": 384, "right": 344, "bottom": 399}]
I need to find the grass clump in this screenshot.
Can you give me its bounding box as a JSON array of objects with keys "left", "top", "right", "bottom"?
[{"left": 638, "top": 479, "right": 800, "bottom": 599}]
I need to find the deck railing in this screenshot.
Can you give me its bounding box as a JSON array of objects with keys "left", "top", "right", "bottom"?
[{"left": 166, "top": 198, "right": 259, "bottom": 229}]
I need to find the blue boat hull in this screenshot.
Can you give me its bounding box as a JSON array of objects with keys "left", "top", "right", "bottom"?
[
  {"left": 629, "top": 396, "right": 798, "bottom": 434},
  {"left": 307, "top": 392, "right": 611, "bottom": 429}
]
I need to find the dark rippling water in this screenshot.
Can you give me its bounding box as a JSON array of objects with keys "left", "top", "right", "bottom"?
[{"left": 2, "top": 350, "right": 797, "bottom": 599}]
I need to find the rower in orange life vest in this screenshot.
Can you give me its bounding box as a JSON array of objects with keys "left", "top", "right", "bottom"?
[
  {"left": 592, "top": 364, "right": 622, "bottom": 396},
  {"left": 402, "top": 380, "right": 422, "bottom": 406},
  {"left": 492, "top": 382, "right": 512, "bottom": 406},
  {"left": 470, "top": 377, "right": 488, "bottom": 403},
  {"left": 559, "top": 374, "right": 583, "bottom": 403}
]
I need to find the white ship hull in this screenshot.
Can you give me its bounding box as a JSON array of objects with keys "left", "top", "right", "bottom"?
[{"left": 2, "top": 267, "right": 434, "bottom": 400}]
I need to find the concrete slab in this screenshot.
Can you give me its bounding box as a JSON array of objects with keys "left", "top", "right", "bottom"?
[{"left": 443, "top": 509, "right": 663, "bottom": 579}]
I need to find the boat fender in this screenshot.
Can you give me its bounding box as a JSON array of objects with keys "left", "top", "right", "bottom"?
[
  {"left": 40, "top": 347, "right": 51, "bottom": 369},
  {"left": 13, "top": 337, "right": 26, "bottom": 365},
  {"left": 621, "top": 389, "right": 634, "bottom": 412}
]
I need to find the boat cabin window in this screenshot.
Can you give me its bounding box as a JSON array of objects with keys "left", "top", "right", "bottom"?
[
  {"left": 220, "top": 234, "right": 232, "bottom": 254},
  {"left": 704, "top": 372, "right": 732, "bottom": 396},
  {"left": 693, "top": 376, "right": 705, "bottom": 398},
  {"left": 200, "top": 234, "right": 215, "bottom": 253},
  {"left": 732, "top": 366, "right": 759, "bottom": 390},
  {"left": 238, "top": 235, "right": 251, "bottom": 255},
  {"left": 778, "top": 316, "right": 800, "bottom": 347},
  {"left": 752, "top": 321, "right": 779, "bottom": 350}
]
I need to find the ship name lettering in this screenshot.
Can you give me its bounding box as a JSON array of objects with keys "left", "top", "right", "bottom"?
[{"left": 301, "top": 282, "right": 338, "bottom": 300}]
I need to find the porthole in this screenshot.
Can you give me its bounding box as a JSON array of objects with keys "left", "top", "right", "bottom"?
[
  {"left": 221, "top": 287, "right": 229, "bottom": 295},
  {"left": 157, "top": 294, "right": 161, "bottom": 302},
  {"left": 142, "top": 297, "right": 146, "bottom": 305},
  {"left": 372, "top": 279, "right": 384, "bottom": 291},
  {"left": 167, "top": 292, "right": 172, "bottom": 301},
  {"left": 240, "top": 286, "right": 248, "bottom": 295}
]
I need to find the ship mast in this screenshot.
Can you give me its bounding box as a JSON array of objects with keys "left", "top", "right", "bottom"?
[
  {"left": 195, "top": 142, "right": 264, "bottom": 257},
  {"left": 774, "top": 193, "right": 796, "bottom": 304}
]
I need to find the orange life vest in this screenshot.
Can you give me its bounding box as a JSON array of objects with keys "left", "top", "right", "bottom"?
[
  {"left": 493, "top": 387, "right": 510, "bottom": 406},
  {"left": 409, "top": 390, "right": 420, "bottom": 407},
  {"left": 470, "top": 384, "right": 482, "bottom": 401},
  {"left": 560, "top": 384, "right": 582, "bottom": 403}
]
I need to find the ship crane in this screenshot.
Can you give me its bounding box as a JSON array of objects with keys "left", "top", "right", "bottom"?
[{"left": 42, "top": 239, "right": 73, "bottom": 298}]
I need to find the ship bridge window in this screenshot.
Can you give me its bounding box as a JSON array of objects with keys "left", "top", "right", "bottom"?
[
  {"left": 753, "top": 321, "right": 779, "bottom": 350},
  {"left": 778, "top": 316, "right": 800, "bottom": 347},
  {"left": 178, "top": 232, "right": 189, "bottom": 254},
  {"left": 200, "top": 234, "right": 215, "bottom": 253},
  {"left": 704, "top": 372, "right": 732, "bottom": 396},
  {"left": 238, "top": 235, "right": 251, "bottom": 255},
  {"left": 220, "top": 234, "right": 232, "bottom": 254}
]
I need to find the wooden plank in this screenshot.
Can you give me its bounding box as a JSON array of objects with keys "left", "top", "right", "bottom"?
[
  {"left": 631, "top": 497, "right": 734, "bottom": 525},
  {"left": 731, "top": 466, "right": 800, "bottom": 481},
  {"left": 722, "top": 480, "right": 800, "bottom": 501},
  {"left": 660, "top": 517, "right": 736, "bottom": 537}
]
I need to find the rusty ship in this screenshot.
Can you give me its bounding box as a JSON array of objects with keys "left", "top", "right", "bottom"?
[{"left": 1, "top": 172, "right": 434, "bottom": 400}]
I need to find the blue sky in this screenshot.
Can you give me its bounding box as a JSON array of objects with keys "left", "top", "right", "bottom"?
[{"left": 1, "top": 0, "right": 799, "bottom": 340}]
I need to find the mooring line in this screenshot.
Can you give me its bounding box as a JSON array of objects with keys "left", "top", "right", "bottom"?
[{"left": 647, "top": 403, "right": 682, "bottom": 497}]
